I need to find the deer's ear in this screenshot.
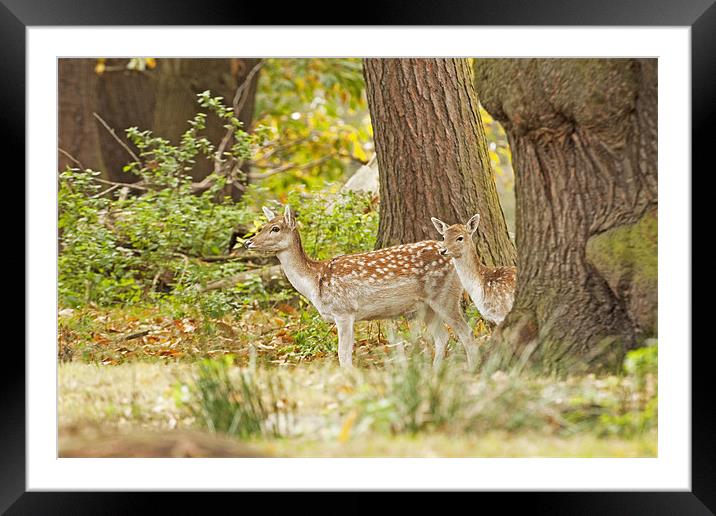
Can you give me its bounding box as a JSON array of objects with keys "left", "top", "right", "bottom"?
[
  {"left": 262, "top": 206, "right": 276, "bottom": 220},
  {"left": 466, "top": 213, "right": 481, "bottom": 235},
  {"left": 431, "top": 217, "right": 448, "bottom": 236},
  {"left": 284, "top": 205, "right": 296, "bottom": 229}
]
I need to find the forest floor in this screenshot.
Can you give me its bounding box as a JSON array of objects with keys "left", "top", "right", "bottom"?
[{"left": 58, "top": 305, "right": 657, "bottom": 458}]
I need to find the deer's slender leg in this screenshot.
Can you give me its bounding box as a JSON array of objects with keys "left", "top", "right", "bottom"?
[
  {"left": 424, "top": 307, "right": 449, "bottom": 366},
  {"left": 427, "top": 300, "right": 475, "bottom": 369},
  {"left": 335, "top": 315, "right": 355, "bottom": 368}
]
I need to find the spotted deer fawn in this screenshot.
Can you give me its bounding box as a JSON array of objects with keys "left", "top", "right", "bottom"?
[
  {"left": 431, "top": 214, "right": 517, "bottom": 326},
  {"left": 244, "top": 205, "right": 476, "bottom": 368}
]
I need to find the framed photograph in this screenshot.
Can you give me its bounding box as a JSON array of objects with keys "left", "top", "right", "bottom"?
[{"left": 6, "top": 0, "right": 707, "bottom": 512}]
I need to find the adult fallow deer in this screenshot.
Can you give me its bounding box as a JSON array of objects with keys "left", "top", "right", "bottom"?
[{"left": 244, "top": 205, "right": 476, "bottom": 368}]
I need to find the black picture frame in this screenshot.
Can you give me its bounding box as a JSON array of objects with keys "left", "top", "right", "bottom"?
[{"left": 4, "top": 0, "right": 706, "bottom": 513}]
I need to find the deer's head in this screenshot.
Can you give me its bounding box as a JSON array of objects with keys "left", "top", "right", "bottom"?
[
  {"left": 431, "top": 213, "right": 480, "bottom": 258},
  {"left": 244, "top": 205, "right": 297, "bottom": 253}
]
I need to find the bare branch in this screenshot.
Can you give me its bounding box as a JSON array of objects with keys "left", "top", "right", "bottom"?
[
  {"left": 233, "top": 61, "right": 264, "bottom": 114},
  {"left": 91, "top": 177, "right": 148, "bottom": 191},
  {"left": 249, "top": 134, "right": 314, "bottom": 163},
  {"left": 189, "top": 174, "right": 217, "bottom": 195},
  {"left": 248, "top": 155, "right": 331, "bottom": 180},
  {"left": 213, "top": 60, "right": 264, "bottom": 175},
  {"left": 199, "top": 264, "right": 286, "bottom": 292},
  {"left": 92, "top": 112, "right": 142, "bottom": 164},
  {"left": 337, "top": 151, "right": 370, "bottom": 166},
  {"left": 58, "top": 148, "right": 85, "bottom": 170},
  {"left": 197, "top": 254, "right": 246, "bottom": 263},
  {"left": 91, "top": 183, "right": 121, "bottom": 198}
]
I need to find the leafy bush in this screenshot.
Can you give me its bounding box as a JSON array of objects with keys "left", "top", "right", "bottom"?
[
  {"left": 623, "top": 339, "right": 658, "bottom": 385},
  {"left": 594, "top": 341, "right": 657, "bottom": 437},
  {"left": 276, "top": 189, "right": 378, "bottom": 260},
  {"left": 58, "top": 90, "right": 379, "bottom": 317},
  {"left": 58, "top": 169, "right": 143, "bottom": 306},
  {"left": 58, "top": 92, "right": 256, "bottom": 307}
]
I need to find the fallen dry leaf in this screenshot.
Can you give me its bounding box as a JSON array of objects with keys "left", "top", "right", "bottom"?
[
  {"left": 158, "top": 349, "right": 183, "bottom": 358},
  {"left": 338, "top": 410, "right": 359, "bottom": 443},
  {"left": 92, "top": 334, "right": 111, "bottom": 345},
  {"left": 276, "top": 303, "right": 297, "bottom": 315}
]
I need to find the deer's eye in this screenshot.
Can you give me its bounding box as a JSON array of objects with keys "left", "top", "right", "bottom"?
[
  {"left": 270, "top": 226, "right": 280, "bottom": 233},
  {"left": 456, "top": 236, "right": 464, "bottom": 242}
]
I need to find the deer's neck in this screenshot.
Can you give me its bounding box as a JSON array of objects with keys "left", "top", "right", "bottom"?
[
  {"left": 275, "top": 232, "right": 320, "bottom": 302},
  {"left": 452, "top": 248, "right": 488, "bottom": 305}
]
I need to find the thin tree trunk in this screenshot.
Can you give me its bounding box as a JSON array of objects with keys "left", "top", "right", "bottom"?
[
  {"left": 364, "top": 58, "right": 515, "bottom": 267},
  {"left": 475, "top": 58, "right": 657, "bottom": 369}
]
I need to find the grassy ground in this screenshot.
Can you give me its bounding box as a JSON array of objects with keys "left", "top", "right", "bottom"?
[{"left": 58, "top": 354, "right": 657, "bottom": 458}]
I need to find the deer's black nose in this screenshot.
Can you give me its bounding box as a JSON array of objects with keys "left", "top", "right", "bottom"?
[
  {"left": 439, "top": 248, "right": 448, "bottom": 256},
  {"left": 244, "top": 238, "right": 253, "bottom": 249}
]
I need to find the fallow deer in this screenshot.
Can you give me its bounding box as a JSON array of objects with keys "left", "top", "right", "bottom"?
[
  {"left": 244, "top": 205, "right": 476, "bottom": 368},
  {"left": 431, "top": 214, "right": 517, "bottom": 326}
]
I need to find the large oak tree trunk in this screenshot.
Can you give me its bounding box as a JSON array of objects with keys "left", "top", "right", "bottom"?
[
  {"left": 475, "top": 59, "right": 657, "bottom": 369},
  {"left": 363, "top": 58, "right": 515, "bottom": 267}
]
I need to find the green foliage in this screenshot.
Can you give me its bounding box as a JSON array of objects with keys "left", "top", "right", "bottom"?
[
  {"left": 58, "top": 168, "right": 143, "bottom": 306},
  {"left": 594, "top": 341, "right": 657, "bottom": 437},
  {"left": 252, "top": 58, "right": 373, "bottom": 193},
  {"left": 59, "top": 92, "right": 257, "bottom": 308},
  {"left": 291, "top": 310, "right": 337, "bottom": 357},
  {"left": 561, "top": 342, "right": 657, "bottom": 438},
  {"left": 479, "top": 104, "right": 515, "bottom": 235},
  {"left": 180, "top": 355, "right": 293, "bottom": 438},
  {"left": 59, "top": 163, "right": 248, "bottom": 307},
  {"left": 58, "top": 88, "right": 378, "bottom": 315},
  {"left": 123, "top": 90, "right": 268, "bottom": 184},
  {"left": 623, "top": 340, "right": 657, "bottom": 382},
  {"left": 282, "top": 189, "right": 379, "bottom": 260}
]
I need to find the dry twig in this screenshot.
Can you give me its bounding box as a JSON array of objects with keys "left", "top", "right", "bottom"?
[
  {"left": 248, "top": 155, "right": 331, "bottom": 180},
  {"left": 92, "top": 112, "right": 142, "bottom": 164}
]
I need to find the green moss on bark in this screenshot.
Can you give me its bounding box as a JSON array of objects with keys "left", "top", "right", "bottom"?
[{"left": 586, "top": 209, "right": 658, "bottom": 336}]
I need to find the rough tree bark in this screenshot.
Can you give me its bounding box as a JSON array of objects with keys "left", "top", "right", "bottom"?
[
  {"left": 475, "top": 59, "right": 657, "bottom": 368},
  {"left": 363, "top": 58, "right": 515, "bottom": 267}
]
